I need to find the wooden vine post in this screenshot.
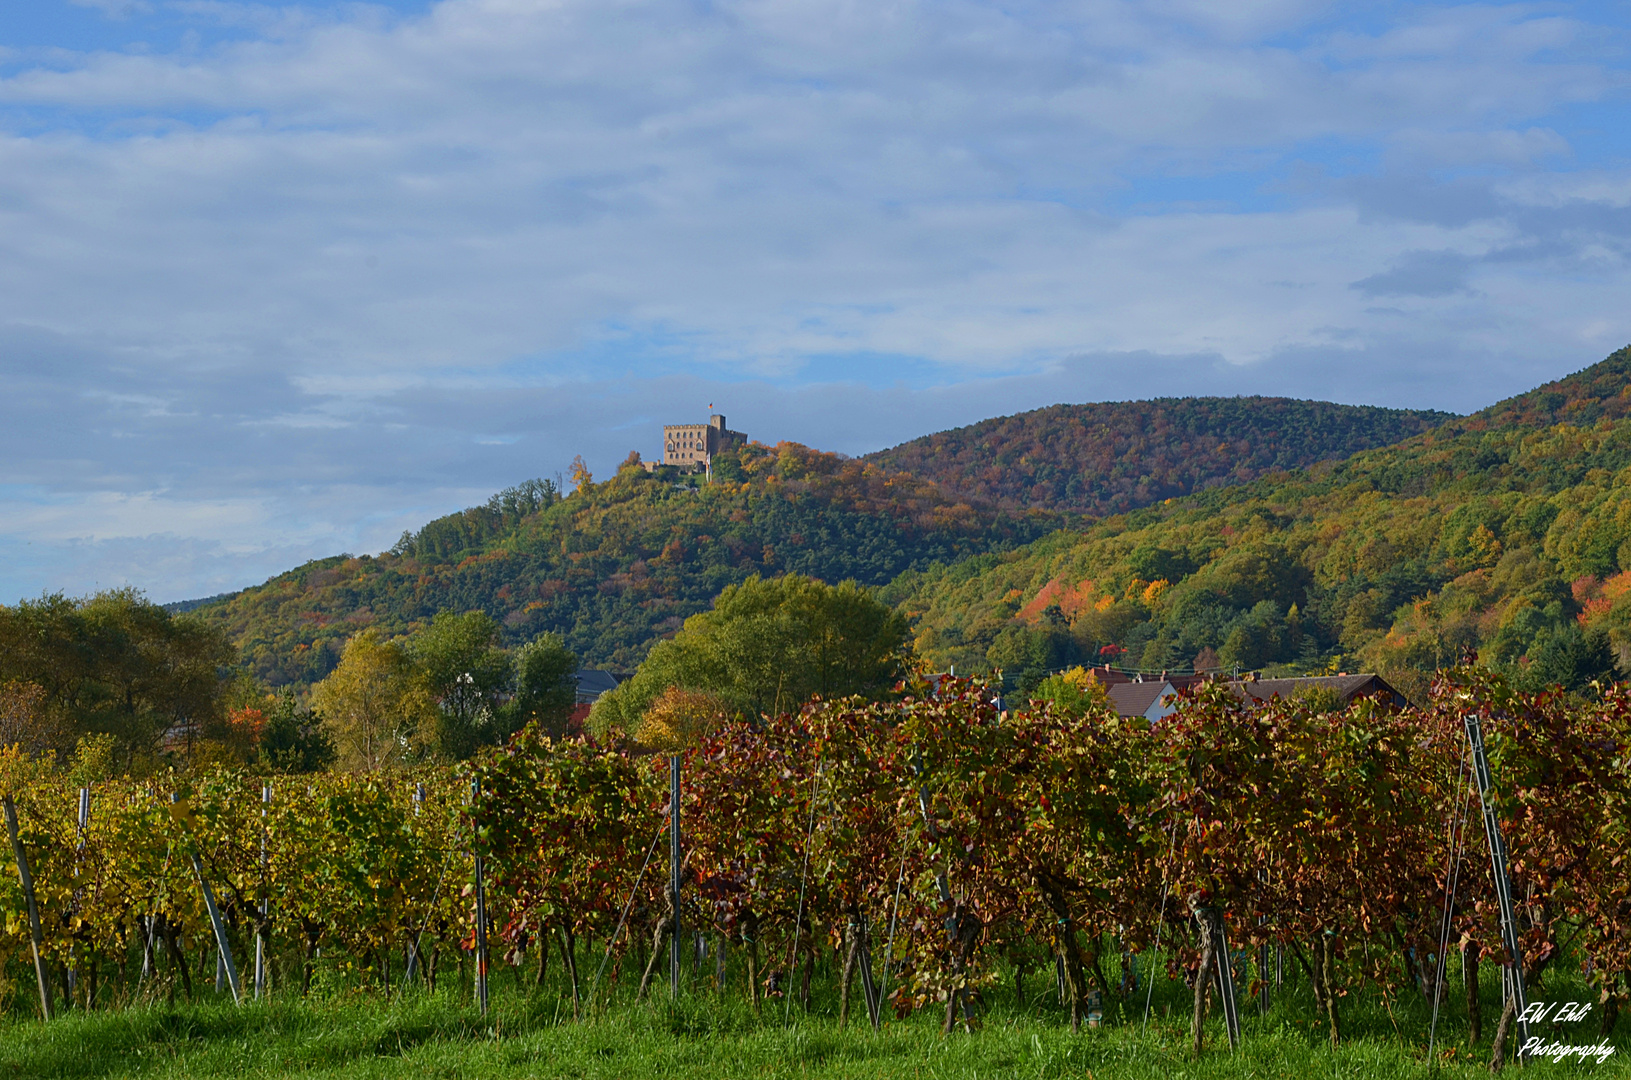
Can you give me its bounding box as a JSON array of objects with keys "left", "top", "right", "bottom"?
[
  {"left": 254, "top": 784, "right": 270, "bottom": 1000},
  {"left": 405, "top": 782, "right": 425, "bottom": 986},
  {"left": 169, "top": 793, "right": 243, "bottom": 1003},
  {"left": 472, "top": 776, "right": 490, "bottom": 1016},
  {"left": 1463, "top": 711, "right": 1531, "bottom": 1065},
  {"left": 669, "top": 754, "right": 681, "bottom": 1000},
  {"left": 1187, "top": 892, "right": 1240, "bottom": 1055},
  {"left": 4, "top": 795, "right": 53, "bottom": 1020},
  {"left": 856, "top": 921, "right": 882, "bottom": 1029}
]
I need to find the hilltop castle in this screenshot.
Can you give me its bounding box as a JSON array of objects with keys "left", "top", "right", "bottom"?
[{"left": 660, "top": 414, "right": 747, "bottom": 469}]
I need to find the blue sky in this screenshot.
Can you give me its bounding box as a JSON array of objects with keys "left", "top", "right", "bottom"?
[{"left": 2, "top": 0, "right": 1629, "bottom": 603}]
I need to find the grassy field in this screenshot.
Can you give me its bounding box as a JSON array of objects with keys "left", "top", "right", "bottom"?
[{"left": 1, "top": 954, "right": 1625, "bottom": 1078}]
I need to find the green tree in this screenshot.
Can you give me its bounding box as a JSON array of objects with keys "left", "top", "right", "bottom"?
[
  {"left": 1028, "top": 666, "right": 1111, "bottom": 715},
  {"left": 0, "top": 680, "right": 66, "bottom": 759},
  {"left": 257, "top": 689, "right": 336, "bottom": 773},
  {"left": 311, "top": 628, "right": 432, "bottom": 771},
  {"left": 509, "top": 632, "right": 578, "bottom": 739},
  {"left": 1517, "top": 624, "right": 1619, "bottom": 693},
  {"left": 591, "top": 574, "right": 910, "bottom": 735},
  {"left": 986, "top": 623, "right": 1079, "bottom": 698},
  {"left": 0, "top": 588, "right": 232, "bottom": 769},
  {"left": 406, "top": 611, "right": 512, "bottom": 759},
  {"left": 1216, "top": 600, "right": 1303, "bottom": 672}
]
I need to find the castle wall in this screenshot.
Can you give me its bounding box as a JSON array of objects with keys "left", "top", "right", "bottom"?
[{"left": 663, "top": 414, "right": 746, "bottom": 467}]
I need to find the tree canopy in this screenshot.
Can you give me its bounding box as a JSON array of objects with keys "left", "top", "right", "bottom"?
[
  {"left": 0, "top": 589, "right": 233, "bottom": 770},
  {"left": 865, "top": 396, "right": 1452, "bottom": 515},
  {"left": 590, "top": 573, "right": 911, "bottom": 737},
  {"left": 310, "top": 627, "right": 433, "bottom": 772},
  {"left": 890, "top": 346, "right": 1631, "bottom": 701},
  {"left": 190, "top": 446, "right": 1053, "bottom": 685},
  {"left": 510, "top": 632, "right": 578, "bottom": 739},
  {"left": 407, "top": 610, "right": 514, "bottom": 759},
  {"left": 311, "top": 613, "right": 580, "bottom": 767}
]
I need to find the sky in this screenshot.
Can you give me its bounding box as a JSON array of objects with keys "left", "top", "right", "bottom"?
[{"left": 1, "top": 0, "right": 1629, "bottom": 604}]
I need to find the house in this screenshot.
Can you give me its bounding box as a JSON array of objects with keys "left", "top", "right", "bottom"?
[
  {"left": 573, "top": 669, "right": 628, "bottom": 705},
  {"left": 564, "top": 670, "right": 630, "bottom": 736},
  {"left": 1073, "top": 664, "right": 1407, "bottom": 717},
  {"left": 1106, "top": 680, "right": 1178, "bottom": 722},
  {"left": 1081, "top": 664, "right": 1208, "bottom": 693},
  {"left": 1229, "top": 672, "right": 1408, "bottom": 708}
]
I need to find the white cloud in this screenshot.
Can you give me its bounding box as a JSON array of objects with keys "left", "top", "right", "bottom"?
[
  {"left": 1389, "top": 126, "right": 1573, "bottom": 169},
  {"left": 67, "top": 0, "right": 154, "bottom": 17},
  {"left": 0, "top": 0, "right": 1628, "bottom": 600}
]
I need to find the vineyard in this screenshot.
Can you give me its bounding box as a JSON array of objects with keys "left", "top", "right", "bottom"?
[{"left": 3, "top": 670, "right": 1630, "bottom": 1071}]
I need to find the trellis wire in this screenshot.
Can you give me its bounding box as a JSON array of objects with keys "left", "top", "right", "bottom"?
[
  {"left": 403, "top": 784, "right": 452, "bottom": 990},
  {"left": 587, "top": 817, "right": 669, "bottom": 1010},
  {"left": 255, "top": 784, "right": 270, "bottom": 1000},
  {"left": 402, "top": 848, "right": 451, "bottom": 989},
  {"left": 1142, "top": 819, "right": 1178, "bottom": 1033},
  {"left": 1428, "top": 741, "right": 1474, "bottom": 1067},
  {"left": 471, "top": 777, "right": 489, "bottom": 1016},
  {"left": 877, "top": 830, "right": 912, "bottom": 1025},
  {"left": 783, "top": 763, "right": 825, "bottom": 1025},
  {"left": 139, "top": 825, "right": 176, "bottom": 987},
  {"left": 669, "top": 755, "right": 682, "bottom": 1000},
  {"left": 69, "top": 788, "right": 89, "bottom": 1001}
]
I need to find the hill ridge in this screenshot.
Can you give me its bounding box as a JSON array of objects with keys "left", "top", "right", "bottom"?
[
  {"left": 193, "top": 441, "right": 1058, "bottom": 685},
  {"left": 863, "top": 395, "right": 1454, "bottom": 515},
  {"left": 186, "top": 348, "right": 1631, "bottom": 694},
  {"left": 1464, "top": 344, "right": 1631, "bottom": 430},
  {"left": 889, "top": 345, "right": 1631, "bottom": 702}
]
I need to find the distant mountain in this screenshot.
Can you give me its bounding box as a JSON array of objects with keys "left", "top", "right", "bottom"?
[
  {"left": 864, "top": 397, "right": 1455, "bottom": 516},
  {"left": 162, "top": 592, "right": 239, "bottom": 614},
  {"left": 1467, "top": 346, "right": 1631, "bottom": 429},
  {"left": 193, "top": 444, "right": 1057, "bottom": 687},
  {"left": 886, "top": 346, "right": 1631, "bottom": 703},
  {"left": 188, "top": 386, "right": 1525, "bottom": 695}
]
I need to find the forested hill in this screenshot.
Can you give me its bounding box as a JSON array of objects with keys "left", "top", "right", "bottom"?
[
  {"left": 888, "top": 346, "right": 1631, "bottom": 703},
  {"left": 189, "top": 361, "right": 1624, "bottom": 695},
  {"left": 194, "top": 444, "right": 1057, "bottom": 687},
  {"left": 1468, "top": 346, "right": 1631, "bottom": 429},
  {"left": 863, "top": 397, "right": 1454, "bottom": 515}
]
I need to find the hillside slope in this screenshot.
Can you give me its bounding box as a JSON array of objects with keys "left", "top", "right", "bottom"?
[
  {"left": 864, "top": 397, "right": 1453, "bottom": 514},
  {"left": 888, "top": 347, "right": 1631, "bottom": 700},
  {"left": 197, "top": 444, "right": 1056, "bottom": 686},
  {"left": 1471, "top": 347, "right": 1631, "bottom": 429},
  {"left": 195, "top": 391, "right": 1461, "bottom": 688}
]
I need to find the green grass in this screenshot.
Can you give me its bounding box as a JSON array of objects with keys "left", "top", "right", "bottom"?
[{"left": 2, "top": 959, "right": 1625, "bottom": 1078}]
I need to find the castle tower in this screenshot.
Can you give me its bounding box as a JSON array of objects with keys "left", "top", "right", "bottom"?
[{"left": 663, "top": 414, "right": 747, "bottom": 469}]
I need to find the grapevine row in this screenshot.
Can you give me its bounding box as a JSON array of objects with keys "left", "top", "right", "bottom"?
[{"left": 3, "top": 667, "right": 1630, "bottom": 1054}]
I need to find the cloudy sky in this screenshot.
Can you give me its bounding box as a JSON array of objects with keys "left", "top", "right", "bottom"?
[{"left": 1, "top": 0, "right": 1628, "bottom": 604}]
